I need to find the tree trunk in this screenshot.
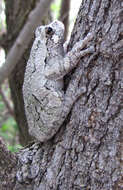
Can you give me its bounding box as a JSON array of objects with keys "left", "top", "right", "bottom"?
[
  {"left": 0, "top": 138, "right": 17, "bottom": 190},
  {"left": 2, "top": 0, "right": 122, "bottom": 189},
  {"left": 5, "top": 0, "right": 51, "bottom": 145}
]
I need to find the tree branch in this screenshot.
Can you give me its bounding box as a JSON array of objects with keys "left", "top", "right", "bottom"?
[
  {"left": 0, "top": 0, "right": 53, "bottom": 85},
  {"left": 0, "top": 30, "right": 7, "bottom": 49},
  {"left": 59, "top": 0, "right": 70, "bottom": 40},
  {"left": 0, "top": 86, "right": 15, "bottom": 117}
]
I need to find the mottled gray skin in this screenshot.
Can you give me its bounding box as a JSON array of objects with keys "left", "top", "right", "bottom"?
[{"left": 23, "top": 20, "right": 94, "bottom": 142}]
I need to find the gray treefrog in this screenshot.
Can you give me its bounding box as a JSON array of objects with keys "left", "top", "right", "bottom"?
[{"left": 23, "top": 20, "right": 94, "bottom": 142}]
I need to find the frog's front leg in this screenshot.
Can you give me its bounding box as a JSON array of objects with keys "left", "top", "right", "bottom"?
[{"left": 45, "top": 32, "right": 94, "bottom": 80}]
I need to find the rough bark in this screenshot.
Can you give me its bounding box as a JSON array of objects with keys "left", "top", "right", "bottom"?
[
  {"left": 0, "top": 138, "right": 17, "bottom": 190},
  {"left": 4, "top": 0, "right": 52, "bottom": 145},
  {"left": 1, "top": 0, "right": 122, "bottom": 189}
]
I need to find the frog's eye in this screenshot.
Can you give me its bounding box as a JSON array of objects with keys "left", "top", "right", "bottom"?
[{"left": 45, "top": 27, "right": 54, "bottom": 35}]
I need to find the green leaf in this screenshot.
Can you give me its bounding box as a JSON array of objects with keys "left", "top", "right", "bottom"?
[
  {"left": 1, "top": 117, "right": 18, "bottom": 133},
  {"left": 7, "top": 144, "right": 23, "bottom": 152}
]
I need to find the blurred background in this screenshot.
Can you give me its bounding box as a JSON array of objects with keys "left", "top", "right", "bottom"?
[{"left": 0, "top": 0, "right": 81, "bottom": 152}]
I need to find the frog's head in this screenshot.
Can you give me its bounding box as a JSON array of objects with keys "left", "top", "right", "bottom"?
[
  {"left": 45, "top": 20, "right": 65, "bottom": 44},
  {"left": 35, "top": 20, "right": 65, "bottom": 49}
]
